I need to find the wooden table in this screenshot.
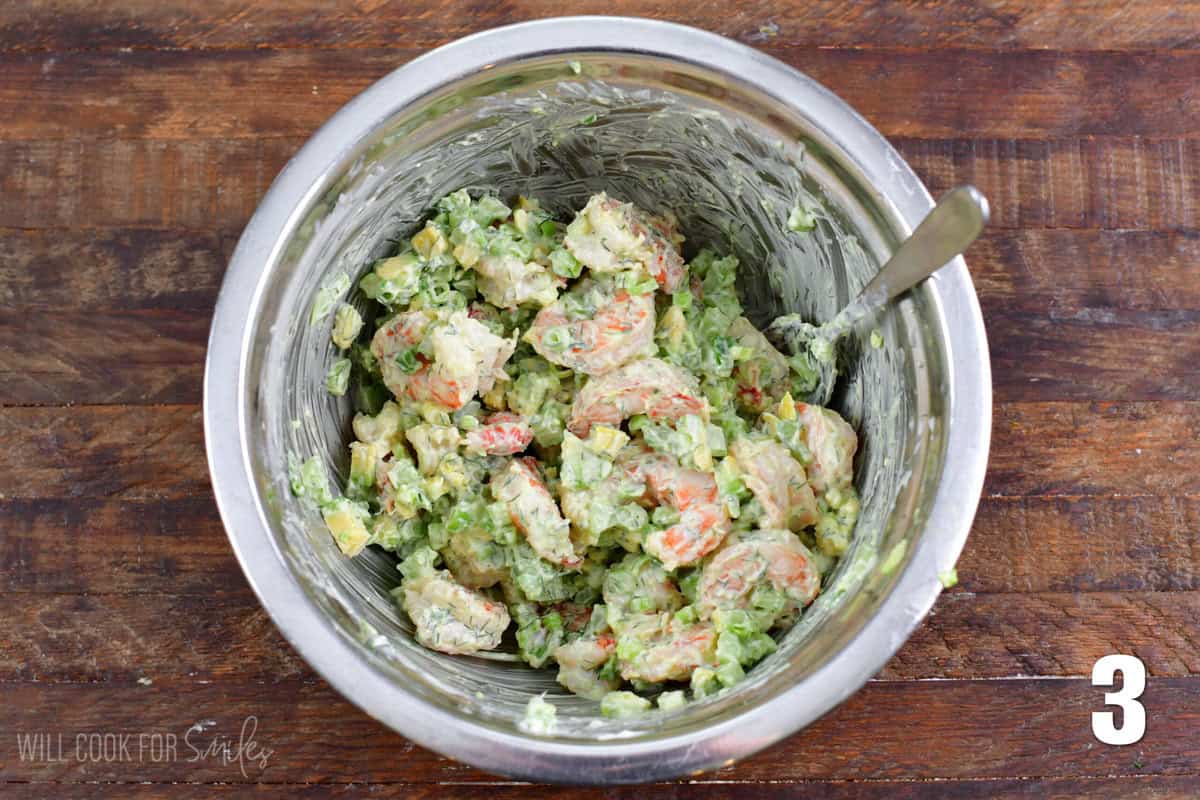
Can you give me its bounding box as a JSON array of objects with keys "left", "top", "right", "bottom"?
[{"left": 2, "top": 2, "right": 1198, "bottom": 797}]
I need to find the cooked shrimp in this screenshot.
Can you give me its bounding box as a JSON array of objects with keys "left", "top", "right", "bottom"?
[
  {"left": 614, "top": 613, "right": 718, "bottom": 683},
  {"left": 373, "top": 310, "right": 462, "bottom": 407},
  {"left": 623, "top": 450, "right": 719, "bottom": 511},
  {"left": 526, "top": 279, "right": 656, "bottom": 376},
  {"left": 442, "top": 527, "right": 507, "bottom": 589},
  {"left": 729, "top": 316, "right": 790, "bottom": 414},
  {"left": 696, "top": 529, "right": 821, "bottom": 625},
  {"left": 621, "top": 449, "right": 730, "bottom": 570},
  {"left": 602, "top": 552, "right": 685, "bottom": 623},
  {"left": 729, "top": 437, "right": 819, "bottom": 531},
  {"left": 473, "top": 252, "right": 563, "bottom": 309},
  {"left": 464, "top": 412, "right": 534, "bottom": 456},
  {"left": 372, "top": 310, "right": 515, "bottom": 410},
  {"left": 491, "top": 458, "right": 581, "bottom": 569},
  {"left": 554, "top": 634, "right": 618, "bottom": 700},
  {"left": 400, "top": 571, "right": 511, "bottom": 654},
  {"left": 567, "top": 357, "right": 705, "bottom": 437},
  {"left": 552, "top": 602, "right": 595, "bottom": 634},
  {"left": 644, "top": 505, "right": 730, "bottom": 572},
  {"left": 563, "top": 193, "right": 687, "bottom": 292},
  {"left": 796, "top": 403, "right": 858, "bottom": 493}
]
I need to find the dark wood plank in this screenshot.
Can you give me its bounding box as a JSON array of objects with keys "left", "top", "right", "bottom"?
[
  {"left": 0, "top": 138, "right": 300, "bottom": 230},
  {"left": 987, "top": 402, "right": 1200, "bottom": 497},
  {"left": 4, "top": 138, "right": 1198, "bottom": 233},
  {"left": 3, "top": 0, "right": 1200, "bottom": 53},
  {"left": 5, "top": 776, "right": 1200, "bottom": 799},
  {"left": 1, "top": 677, "right": 1196, "bottom": 782},
  {"left": 4, "top": 590, "right": 1198, "bottom": 684},
  {"left": 3, "top": 402, "right": 1194, "bottom": 501},
  {"left": 0, "top": 229, "right": 230, "bottom": 311},
  {"left": 4, "top": 225, "right": 1199, "bottom": 406},
  {"left": 987, "top": 307, "right": 1200, "bottom": 403},
  {"left": 3, "top": 48, "right": 1199, "bottom": 141},
  {"left": 0, "top": 311, "right": 209, "bottom": 405},
  {"left": 4, "top": 495, "right": 1199, "bottom": 597},
  {"left": 369, "top": 778, "right": 1200, "bottom": 800},
  {"left": 896, "top": 137, "right": 1200, "bottom": 231},
  {"left": 6, "top": 228, "right": 1199, "bottom": 312},
  {"left": 784, "top": 48, "right": 1200, "bottom": 140},
  {"left": 883, "top": 591, "right": 1200, "bottom": 679},
  {"left": 961, "top": 496, "right": 1200, "bottom": 594},
  {"left": 3, "top": 306, "right": 1194, "bottom": 405},
  {"left": 969, "top": 229, "right": 1200, "bottom": 310},
  {"left": 0, "top": 405, "right": 207, "bottom": 501},
  {"left": 0, "top": 593, "right": 308, "bottom": 683},
  {"left": 0, "top": 49, "right": 416, "bottom": 141},
  {"left": 0, "top": 498, "right": 244, "bottom": 595}
]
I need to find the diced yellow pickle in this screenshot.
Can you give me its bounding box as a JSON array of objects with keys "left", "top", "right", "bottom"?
[
  {"left": 322, "top": 499, "right": 370, "bottom": 557},
  {"left": 411, "top": 223, "right": 448, "bottom": 259},
  {"left": 513, "top": 208, "right": 531, "bottom": 236},
  {"left": 778, "top": 392, "right": 797, "bottom": 421},
  {"left": 375, "top": 252, "right": 421, "bottom": 280},
  {"left": 319, "top": 191, "right": 864, "bottom": 704},
  {"left": 452, "top": 240, "right": 481, "bottom": 267},
  {"left": 331, "top": 304, "right": 364, "bottom": 350},
  {"left": 586, "top": 425, "right": 630, "bottom": 458},
  {"left": 482, "top": 382, "right": 508, "bottom": 411}
]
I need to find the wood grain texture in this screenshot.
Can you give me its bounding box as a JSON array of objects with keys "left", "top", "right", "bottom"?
[
  {"left": 0, "top": 593, "right": 308, "bottom": 683},
  {"left": 3, "top": 310, "right": 1195, "bottom": 405},
  {"left": 4, "top": 0, "right": 1199, "bottom": 793},
  {"left": 5, "top": 228, "right": 1199, "bottom": 312},
  {"left": 962, "top": 496, "right": 1200, "bottom": 593},
  {"left": 0, "top": 229, "right": 231, "bottom": 311},
  {"left": 5, "top": 137, "right": 1198, "bottom": 232},
  {"left": 5, "top": 778, "right": 1200, "bottom": 799},
  {"left": 1, "top": 678, "right": 1195, "bottom": 783},
  {"left": 4, "top": 224, "right": 1197, "bottom": 405},
  {"left": 987, "top": 402, "right": 1200, "bottom": 497},
  {"left": 4, "top": 0, "right": 1200, "bottom": 53},
  {"left": 5, "top": 494, "right": 1198, "bottom": 596},
  {"left": 0, "top": 311, "right": 209, "bottom": 405},
  {"left": 395, "top": 781, "right": 1200, "bottom": 800},
  {"left": 883, "top": 591, "right": 1200, "bottom": 679},
  {"left": 987, "top": 307, "right": 1200, "bottom": 402},
  {"left": 895, "top": 137, "right": 1200, "bottom": 231},
  {"left": 2, "top": 589, "right": 1197, "bottom": 684},
  {"left": 968, "top": 229, "right": 1200, "bottom": 310},
  {"left": 3, "top": 49, "right": 1200, "bottom": 142},
  {"left": 0, "top": 498, "right": 243, "bottom": 595},
  {"left": 0, "top": 138, "right": 300, "bottom": 230},
  {"left": 0, "top": 405, "right": 206, "bottom": 500},
  {"left": 3, "top": 401, "right": 1194, "bottom": 499}
]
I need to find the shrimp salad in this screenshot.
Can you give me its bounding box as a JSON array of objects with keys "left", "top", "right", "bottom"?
[{"left": 293, "top": 190, "right": 860, "bottom": 716}]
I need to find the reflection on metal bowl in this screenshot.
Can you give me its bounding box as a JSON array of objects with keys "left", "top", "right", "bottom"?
[{"left": 204, "top": 16, "right": 991, "bottom": 784}]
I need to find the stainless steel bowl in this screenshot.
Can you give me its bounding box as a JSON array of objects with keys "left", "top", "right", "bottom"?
[{"left": 204, "top": 17, "right": 991, "bottom": 784}]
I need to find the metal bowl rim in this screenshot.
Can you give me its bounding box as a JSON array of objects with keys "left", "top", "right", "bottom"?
[{"left": 203, "top": 15, "right": 992, "bottom": 784}]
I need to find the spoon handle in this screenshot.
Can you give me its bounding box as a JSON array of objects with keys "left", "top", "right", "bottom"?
[{"left": 844, "top": 185, "right": 989, "bottom": 325}]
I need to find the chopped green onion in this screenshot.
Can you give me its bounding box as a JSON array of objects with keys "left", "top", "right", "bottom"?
[
  {"left": 309, "top": 273, "right": 351, "bottom": 325},
  {"left": 541, "top": 326, "right": 572, "bottom": 353},
  {"left": 395, "top": 348, "right": 421, "bottom": 374},
  {"left": 549, "top": 248, "right": 582, "bottom": 279},
  {"left": 325, "top": 358, "right": 351, "bottom": 396}
]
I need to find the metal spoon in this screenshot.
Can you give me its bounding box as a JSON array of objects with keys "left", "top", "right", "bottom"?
[{"left": 767, "top": 185, "right": 990, "bottom": 406}]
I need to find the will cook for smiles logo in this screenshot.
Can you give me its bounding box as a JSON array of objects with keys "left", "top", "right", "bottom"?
[{"left": 14, "top": 715, "right": 274, "bottom": 778}]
